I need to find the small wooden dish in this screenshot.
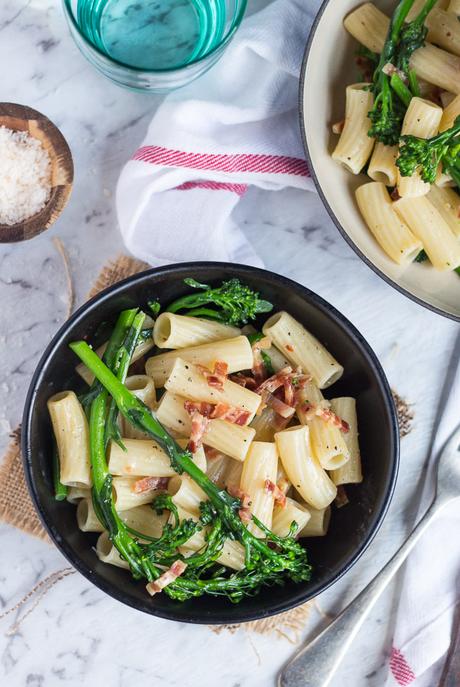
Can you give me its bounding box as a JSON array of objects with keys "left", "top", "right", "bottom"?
[{"left": 0, "top": 102, "right": 73, "bottom": 243}]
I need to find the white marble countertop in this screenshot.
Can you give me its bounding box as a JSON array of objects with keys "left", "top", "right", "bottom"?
[{"left": 0, "top": 2, "right": 459, "bottom": 686}]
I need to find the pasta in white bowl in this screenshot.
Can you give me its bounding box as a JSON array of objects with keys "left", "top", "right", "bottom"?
[{"left": 300, "top": 0, "right": 460, "bottom": 320}]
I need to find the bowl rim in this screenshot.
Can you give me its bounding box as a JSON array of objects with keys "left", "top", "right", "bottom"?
[
  {"left": 298, "top": 1, "right": 460, "bottom": 323},
  {"left": 21, "top": 261, "right": 399, "bottom": 624},
  {"left": 61, "top": 0, "right": 248, "bottom": 75}
]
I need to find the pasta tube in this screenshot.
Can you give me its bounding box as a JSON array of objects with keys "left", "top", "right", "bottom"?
[
  {"left": 409, "top": 43, "right": 460, "bottom": 95},
  {"left": 205, "top": 452, "right": 230, "bottom": 489},
  {"left": 271, "top": 497, "right": 311, "bottom": 538},
  {"left": 440, "top": 94, "right": 460, "bottom": 131},
  {"left": 96, "top": 532, "right": 130, "bottom": 569},
  {"left": 329, "top": 398, "right": 363, "bottom": 485},
  {"left": 156, "top": 392, "right": 255, "bottom": 461},
  {"left": 397, "top": 98, "right": 443, "bottom": 198},
  {"left": 332, "top": 83, "right": 375, "bottom": 174},
  {"left": 239, "top": 442, "right": 278, "bottom": 537},
  {"left": 47, "top": 390, "right": 91, "bottom": 488},
  {"left": 447, "top": 0, "right": 460, "bottom": 14},
  {"left": 168, "top": 474, "right": 207, "bottom": 516},
  {"left": 145, "top": 336, "right": 253, "bottom": 387},
  {"left": 153, "top": 312, "right": 240, "bottom": 349},
  {"left": 356, "top": 182, "right": 423, "bottom": 264},
  {"left": 66, "top": 486, "right": 90, "bottom": 504},
  {"left": 367, "top": 143, "right": 399, "bottom": 186},
  {"left": 275, "top": 425, "right": 337, "bottom": 509},
  {"left": 113, "top": 477, "right": 166, "bottom": 510},
  {"left": 224, "top": 459, "right": 244, "bottom": 493},
  {"left": 344, "top": 3, "right": 388, "bottom": 53},
  {"left": 119, "top": 505, "right": 168, "bottom": 539},
  {"left": 121, "top": 375, "right": 156, "bottom": 440},
  {"left": 296, "top": 385, "right": 350, "bottom": 471},
  {"left": 427, "top": 185, "right": 460, "bottom": 238},
  {"left": 77, "top": 498, "right": 104, "bottom": 532},
  {"left": 250, "top": 407, "right": 280, "bottom": 442},
  {"left": 164, "top": 358, "right": 261, "bottom": 421},
  {"left": 394, "top": 196, "right": 460, "bottom": 270},
  {"left": 298, "top": 506, "right": 331, "bottom": 537},
  {"left": 262, "top": 311, "right": 343, "bottom": 388},
  {"left": 344, "top": 4, "right": 460, "bottom": 93},
  {"left": 426, "top": 7, "right": 460, "bottom": 56},
  {"left": 109, "top": 438, "right": 177, "bottom": 477}
]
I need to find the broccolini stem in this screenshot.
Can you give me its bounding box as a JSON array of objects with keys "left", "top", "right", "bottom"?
[
  {"left": 390, "top": 73, "right": 412, "bottom": 106},
  {"left": 104, "top": 310, "right": 146, "bottom": 449}
]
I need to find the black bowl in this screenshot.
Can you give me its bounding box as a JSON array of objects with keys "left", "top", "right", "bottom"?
[{"left": 22, "top": 262, "right": 399, "bottom": 624}]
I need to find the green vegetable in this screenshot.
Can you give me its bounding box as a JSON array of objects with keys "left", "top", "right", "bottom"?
[
  {"left": 396, "top": 116, "right": 460, "bottom": 185},
  {"left": 408, "top": 69, "right": 420, "bottom": 97},
  {"left": 148, "top": 300, "right": 161, "bottom": 317},
  {"left": 390, "top": 72, "right": 412, "bottom": 107},
  {"left": 415, "top": 249, "right": 428, "bottom": 262},
  {"left": 260, "top": 350, "right": 275, "bottom": 377},
  {"left": 70, "top": 339, "right": 312, "bottom": 602},
  {"left": 368, "top": 0, "right": 438, "bottom": 145},
  {"left": 104, "top": 310, "right": 146, "bottom": 451},
  {"left": 52, "top": 442, "right": 68, "bottom": 501},
  {"left": 166, "top": 278, "right": 273, "bottom": 326}
]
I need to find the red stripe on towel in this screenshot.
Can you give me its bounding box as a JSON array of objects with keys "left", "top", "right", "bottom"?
[
  {"left": 176, "top": 181, "right": 248, "bottom": 196},
  {"left": 132, "top": 146, "right": 310, "bottom": 177},
  {"left": 390, "top": 648, "right": 416, "bottom": 685}
]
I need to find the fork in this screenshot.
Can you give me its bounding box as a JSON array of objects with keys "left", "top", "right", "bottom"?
[{"left": 279, "top": 424, "right": 460, "bottom": 687}]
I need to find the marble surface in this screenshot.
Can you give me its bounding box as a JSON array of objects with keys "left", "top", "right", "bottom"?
[{"left": 0, "top": 1, "right": 459, "bottom": 686}]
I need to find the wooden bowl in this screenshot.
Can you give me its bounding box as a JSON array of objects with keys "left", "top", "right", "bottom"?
[
  {"left": 0, "top": 103, "right": 73, "bottom": 243},
  {"left": 299, "top": 0, "right": 460, "bottom": 321}
]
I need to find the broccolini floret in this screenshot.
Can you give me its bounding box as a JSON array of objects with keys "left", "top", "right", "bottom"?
[
  {"left": 368, "top": 0, "right": 438, "bottom": 145},
  {"left": 166, "top": 278, "right": 273, "bottom": 326},
  {"left": 396, "top": 115, "right": 460, "bottom": 184}
]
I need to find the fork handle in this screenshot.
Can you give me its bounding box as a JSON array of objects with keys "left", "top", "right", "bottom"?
[{"left": 279, "top": 500, "right": 441, "bottom": 687}]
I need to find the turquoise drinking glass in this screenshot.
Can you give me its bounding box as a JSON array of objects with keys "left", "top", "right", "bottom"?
[{"left": 62, "top": 0, "right": 247, "bottom": 92}]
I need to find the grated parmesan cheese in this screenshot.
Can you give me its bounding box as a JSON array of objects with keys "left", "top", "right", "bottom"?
[{"left": 0, "top": 126, "right": 52, "bottom": 225}]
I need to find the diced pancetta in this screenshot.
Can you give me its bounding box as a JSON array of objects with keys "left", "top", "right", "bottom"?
[
  {"left": 146, "top": 560, "right": 187, "bottom": 596},
  {"left": 132, "top": 476, "right": 169, "bottom": 494},
  {"left": 187, "top": 411, "right": 210, "bottom": 452},
  {"left": 264, "top": 479, "right": 287, "bottom": 508},
  {"left": 184, "top": 400, "right": 250, "bottom": 426},
  {"left": 300, "top": 401, "right": 350, "bottom": 433},
  {"left": 197, "top": 360, "right": 229, "bottom": 391}
]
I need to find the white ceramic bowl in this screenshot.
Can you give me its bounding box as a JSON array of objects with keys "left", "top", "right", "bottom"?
[{"left": 300, "top": 0, "right": 460, "bottom": 321}]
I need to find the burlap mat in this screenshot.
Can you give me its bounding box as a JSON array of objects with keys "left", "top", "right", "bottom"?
[{"left": 0, "top": 254, "right": 323, "bottom": 638}]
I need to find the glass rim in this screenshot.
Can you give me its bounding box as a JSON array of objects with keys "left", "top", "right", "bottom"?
[{"left": 62, "top": 0, "right": 248, "bottom": 74}]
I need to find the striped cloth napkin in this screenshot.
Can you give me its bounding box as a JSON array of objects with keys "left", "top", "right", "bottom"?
[
  {"left": 116, "top": 0, "right": 318, "bottom": 267},
  {"left": 386, "top": 334, "right": 460, "bottom": 687}
]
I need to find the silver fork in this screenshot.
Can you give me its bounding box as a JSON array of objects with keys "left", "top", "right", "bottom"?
[{"left": 279, "top": 424, "right": 460, "bottom": 687}]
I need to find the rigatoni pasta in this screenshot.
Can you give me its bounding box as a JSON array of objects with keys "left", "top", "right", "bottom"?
[
  {"left": 239, "top": 441, "right": 278, "bottom": 537},
  {"left": 355, "top": 183, "right": 422, "bottom": 264},
  {"left": 153, "top": 312, "right": 240, "bottom": 348},
  {"left": 47, "top": 391, "right": 91, "bottom": 488},
  {"left": 53, "top": 277, "right": 364, "bottom": 603},
  {"left": 332, "top": 84, "right": 375, "bottom": 174},
  {"left": 145, "top": 335, "right": 253, "bottom": 386},
  {"left": 336, "top": 0, "right": 460, "bottom": 275},
  {"left": 262, "top": 311, "right": 343, "bottom": 388},
  {"left": 275, "top": 425, "right": 337, "bottom": 509}
]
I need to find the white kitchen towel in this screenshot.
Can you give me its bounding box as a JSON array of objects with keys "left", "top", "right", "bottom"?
[
  {"left": 116, "top": 0, "right": 318, "bottom": 267},
  {"left": 386, "top": 334, "right": 460, "bottom": 687}
]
